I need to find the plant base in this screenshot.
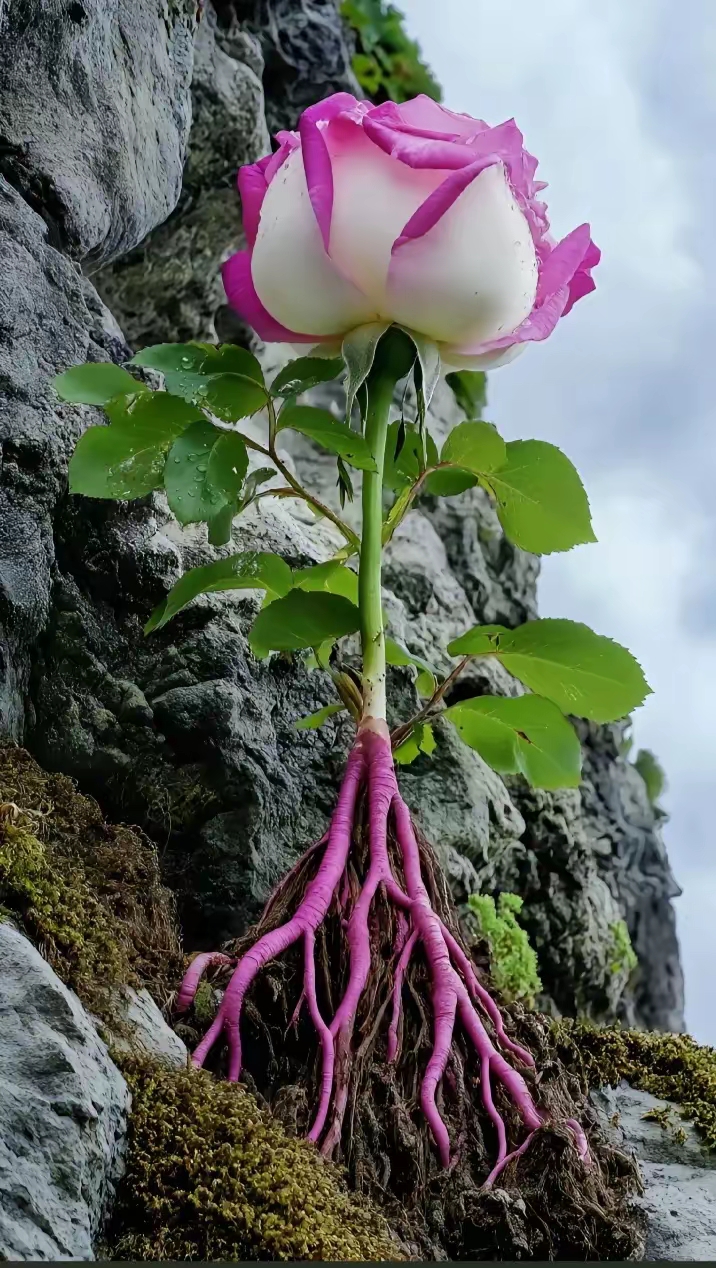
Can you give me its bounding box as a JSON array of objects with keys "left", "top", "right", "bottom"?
[{"left": 176, "top": 723, "right": 643, "bottom": 1257}]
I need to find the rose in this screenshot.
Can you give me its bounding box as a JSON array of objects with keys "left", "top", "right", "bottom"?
[{"left": 223, "top": 93, "right": 599, "bottom": 370}]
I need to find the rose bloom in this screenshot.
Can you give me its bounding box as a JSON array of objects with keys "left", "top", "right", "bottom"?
[{"left": 223, "top": 93, "right": 599, "bottom": 370}]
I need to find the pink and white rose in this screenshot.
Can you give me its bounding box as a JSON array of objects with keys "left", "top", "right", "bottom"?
[{"left": 223, "top": 93, "right": 600, "bottom": 370}]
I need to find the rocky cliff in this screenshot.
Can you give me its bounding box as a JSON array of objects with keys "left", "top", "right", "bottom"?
[{"left": 0, "top": 0, "right": 701, "bottom": 1258}]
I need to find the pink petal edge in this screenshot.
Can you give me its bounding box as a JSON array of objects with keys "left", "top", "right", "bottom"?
[{"left": 299, "top": 92, "right": 362, "bottom": 251}]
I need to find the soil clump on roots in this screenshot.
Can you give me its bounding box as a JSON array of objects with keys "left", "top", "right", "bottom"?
[{"left": 176, "top": 731, "right": 645, "bottom": 1261}]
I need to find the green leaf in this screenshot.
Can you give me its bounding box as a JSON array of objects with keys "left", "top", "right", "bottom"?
[
  {"left": 210, "top": 345, "right": 264, "bottom": 383},
  {"left": 394, "top": 722, "right": 437, "bottom": 765},
  {"left": 447, "top": 625, "right": 511, "bottom": 657},
  {"left": 445, "top": 694, "right": 582, "bottom": 789},
  {"left": 484, "top": 440, "right": 595, "bottom": 555},
  {"left": 133, "top": 342, "right": 263, "bottom": 383},
  {"left": 295, "top": 702, "right": 346, "bottom": 730},
  {"left": 383, "top": 422, "right": 439, "bottom": 491},
  {"left": 271, "top": 356, "right": 344, "bottom": 397},
  {"left": 249, "top": 590, "right": 360, "bottom": 653},
  {"left": 207, "top": 503, "right": 236, "bottom": 548},
  {"left": 293, "top": 560, "right": 359, "bottom": 605},
  {"left": 385, "top": 636, "right": 436, "bottom": 696},
  {"left": 449, "top": 619, "right": 650, "bottom": 722},
  {"left": 277, "top": 404, "right": 378, "bottom": 472},
  {"left": 197, "top": 374, "right": 267, "bottom": 422},
  {"left": 416, "top": 667, "right": 436, "bottom": 697},
  {"left": 341, "top": 321, "right": 390, "bottom": 422},
  {"left": 145, "top": 551, "right": 292, "bottom": 633},
  {"left": 131, "top": 343, "right": 265, "bottom": 404},
  {"left": 444, "top": 370, "right": 487, "bottom": 419},
  {"left": 633, "top": 748, "right": 666, "bottom": 806},
  {"left": 382, "top": 484, "right": 414, "bottom": 543},
  {"left": 130, "top": 343, "right": 212, "bottom": 373},
  {"left": 55, "top": 363, "right": 145, "bottom": 405},
  {"left": 240, "top": 467, "right": 276, "bottom": 509},
  {"left": 206, "top": 431, "right": 249, "bottom": 502},
  {"left": 396, "top": 326, "right": 441, "bottom": 413},
  {"left": 441, "top": 421, "right": 506, "bottom": 475},
  {"left": 68, "top": 393, "right": 204, "bottom": 500},
  {"left": 165, "top": 421, "right": 247, "bottom": 525},
  {"left": 424, "top": 467, "right": 478, "bottom": 497}
]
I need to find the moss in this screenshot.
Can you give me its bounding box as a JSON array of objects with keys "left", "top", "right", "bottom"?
[
  {"left": 468, "top": 890, "right": 542, "bottom": 1006},
  {"left": 109, "top": 1060, "right": 402, "bottom": 1262},
  {"left": 0, "top": 746, "right": 182, "bottom": 1021},
  {"left": 554, "top": 1019, "right": 716, "bottom": 1151}
]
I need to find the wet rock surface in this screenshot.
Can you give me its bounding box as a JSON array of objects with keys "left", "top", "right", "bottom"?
[{"left": 592, "top": 1082, "right": 716, "bottom": 1260}]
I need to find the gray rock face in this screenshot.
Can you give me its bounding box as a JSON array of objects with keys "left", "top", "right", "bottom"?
[
  {"left": 0, "top": 924, "right": 130, "bottom": 1261},
  {"left": 0, "top": 179, "right": 130, "bottom": 741},
  {"left": 96, "top": 3, "right": 269, "bottom": 348},
  {"left": 0, "top": 0, "right": 196, "bottom": 267},
  {"left": 233, "top": 0, "right": 362, "bottom": 133},
  {"left": 591, "top": 1082, "right": 716, "bottom": 1260},
  {"left": 103, "top": 988, "right": 189, "bottom": 1070}
]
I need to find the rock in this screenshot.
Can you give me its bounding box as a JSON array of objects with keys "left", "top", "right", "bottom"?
[
  {"left": 108, "top": 989, "right": 188, "bottom": 1070},
  {"left": 591, "top": 1082, "right": 716, "bottom": 1260},
  {"left": 0, "top": 178, "right": 130, "bottom": 741},
  {"left": 233, "top": 0, "right": 362, "bottom": 133},
  {"left": 0, "top": 0, "right": 196, "bottom": 266},
  {"left": 0, "top": 923, "right": 129, "bottom": 1261},
  {"left": 96, "top": 2, "right": 270, "bottom": 348}
]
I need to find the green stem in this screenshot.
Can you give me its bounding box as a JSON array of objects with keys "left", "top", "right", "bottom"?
[{"left": 359, "top": 365, "right": 395, "bottom": 722}]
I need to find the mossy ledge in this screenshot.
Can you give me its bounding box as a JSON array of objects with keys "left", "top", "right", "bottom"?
[
  {"left": 554, "top": 1018, "right": 716, "bottom": 1152},
  {"left": 0, "top": 744, "right": 182, "bottom": 1022},
  {"left": 108, "top": 1059, "right": 403, "bottom": 1262}
]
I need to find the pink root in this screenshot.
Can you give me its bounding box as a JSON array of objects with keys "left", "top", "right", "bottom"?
[
  {"left": 387, "top": 928, "right": 419, "bottom": 1061},
  {"left": 177, "top": 719, "right": 590, "bottom": 1181}
]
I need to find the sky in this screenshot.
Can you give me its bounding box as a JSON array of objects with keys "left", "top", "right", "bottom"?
[{"left": 400, "top": 0, "right": 716, "bottom": 1045}]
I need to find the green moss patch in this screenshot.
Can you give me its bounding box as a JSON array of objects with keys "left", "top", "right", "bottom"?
[
  {"left": 0, "top": 745, "right": 182, "bottom": 1020},
  {"left": 109, "top": 1061, "right": 402, "bottom": 1262},
  {"left": 554, "top": 1019, "right": 716, "bottom": 1151}
]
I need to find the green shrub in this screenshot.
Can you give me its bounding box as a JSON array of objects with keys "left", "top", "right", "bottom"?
[
  {"left": 467, "top": 891, "right": 542, "bottom": 1006},
  {"left": 341, "top": 0, "right": 442, "bottom": 104}
]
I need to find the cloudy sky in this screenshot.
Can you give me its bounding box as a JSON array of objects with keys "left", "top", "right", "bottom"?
[{"left": 400, "top": 0, "right": 716, "bottom": 1044}]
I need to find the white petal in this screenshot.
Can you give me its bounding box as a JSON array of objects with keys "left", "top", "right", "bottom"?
[
  {"left": 327, "top": 122, "right": 444, "bottom": 307},
  {"left": 252, "top": 148, "right": 378, "bottom": 337},
  {"left": 439, "top": 343, "right": 527, "bottom": 371},
  {"left": 386, "top": 163, "right": 538, "bottom": 346}
]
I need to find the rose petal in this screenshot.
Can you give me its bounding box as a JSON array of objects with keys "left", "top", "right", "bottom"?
[
  {"left": 238, "top": 155, "right": 271, "bottom": 249},
  {"left": 222, "top": 251, "right": 321, "bottom": 343},
  {"left": 326, "top": 116, "right": 444, "bottom": 305},
  {"left": 387, "top": 162, "right": 538, "bottom": 346},
  {"left": 250, "top": 146, "right": 378, "bottom": 337},
  {"left": 299, "top": 92, "right": 361, "bottom": 250},
  {"left": 536, "top": 222, "right": 593, "bottom": 305},
  {"left": 439, "top": 342, "right": 527, "bottom": 371},
  {"left": 390, "top": 95, "right": 486, "bottom": 138}
]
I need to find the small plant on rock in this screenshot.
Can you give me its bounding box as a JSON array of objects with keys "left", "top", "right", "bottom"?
[
  {"left": 468, "top": 891, "right": 542, "bottom": 1007},
  {"left": 55, "top": 93, "right": 651, "bottom": 1187}
]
